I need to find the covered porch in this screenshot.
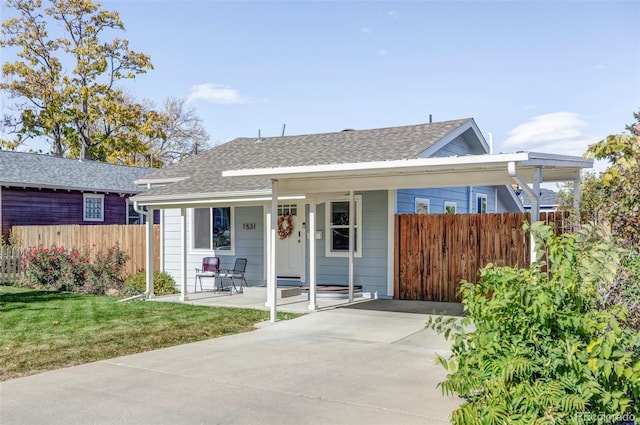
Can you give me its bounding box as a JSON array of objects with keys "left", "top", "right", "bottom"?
[{"left": 136, "top": 151, "right": 592, "bottom": 323}]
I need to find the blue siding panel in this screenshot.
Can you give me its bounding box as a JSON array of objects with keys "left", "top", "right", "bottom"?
[{"left": 308, "top": 190, "right": 390, "bottom": 297}]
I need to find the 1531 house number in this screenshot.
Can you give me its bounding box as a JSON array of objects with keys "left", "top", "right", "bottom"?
[{"left": 242, "top": 223, "right": 256, "bottom": 230}]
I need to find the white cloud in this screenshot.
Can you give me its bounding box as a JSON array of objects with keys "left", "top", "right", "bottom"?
[
  {"left": 378, "top": 49, "right": 387, "bottom": 55},
  {"left": 187, "top": 83, "right": 245, "bottom": 105},
  {"left": 502, "top": 112, "right": 595, "bottom": 155},
  {"left": 501, "top": 112, "right": 607, "bottom": 175},
  {"left": 361, "top": 27, "right": 371, "bottom": 34}
]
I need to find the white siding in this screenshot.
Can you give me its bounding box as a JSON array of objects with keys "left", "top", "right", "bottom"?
[{"left": 161, "top": 206, "right": 265, "bottom": 292}]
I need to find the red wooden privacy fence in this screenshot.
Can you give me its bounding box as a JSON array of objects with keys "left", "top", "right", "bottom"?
[{"left": 394, "top": 212, "right": 573, "bottom": 302}]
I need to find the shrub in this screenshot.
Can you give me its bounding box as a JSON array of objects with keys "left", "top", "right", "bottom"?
[
  {"left": 21, "top": 245, "right": 128, "bottom": 295},
  {"left": 124, "top": 271, "right": 178, "bottom": 296},
  {"left": 83, "top": 245, "right": 129, "bottom": 295},
  {"left": 21, "top": 245, "right": 90, "bottom": 291},
  {"left": 429, "top": 222, "right": 640, "bottom": 424}
]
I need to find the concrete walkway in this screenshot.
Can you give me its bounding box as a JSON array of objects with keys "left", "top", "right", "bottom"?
[{"left": 0, "top": 302, "right": 462, "bottom": 425}]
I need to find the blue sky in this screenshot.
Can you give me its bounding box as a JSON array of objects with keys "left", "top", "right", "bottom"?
[{"left": 3, "top": 1, "right": 640, "bottom": 171}]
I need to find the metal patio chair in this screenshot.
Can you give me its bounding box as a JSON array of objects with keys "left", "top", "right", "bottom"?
[
  {"left": 218, "top": 258, "right": 248, "bottom": 294},
  {"left": 194, "top": 256, "right": 220, "bottom": 292}
]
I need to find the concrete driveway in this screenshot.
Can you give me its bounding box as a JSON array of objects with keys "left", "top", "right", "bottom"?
[{"left": 0, "top": 304, "right": 462, "bottom": 425}]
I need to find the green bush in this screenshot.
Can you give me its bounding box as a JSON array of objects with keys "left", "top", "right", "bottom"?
[
  {"left": 124, "top": 271, "right": 178, "bottom": 296},
  {"left": 21, "top": 245, "right": 128, "bottom": 295},
  {"left": 429, "top": 222, "right": 640, "bottom": 424},
  {"left": 84, "top": 245, "right": 129, "bottom": 294}
]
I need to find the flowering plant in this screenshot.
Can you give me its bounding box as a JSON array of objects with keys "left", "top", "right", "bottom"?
[{"left": 21, "top": 244, "right": 128, "bottom": 295}]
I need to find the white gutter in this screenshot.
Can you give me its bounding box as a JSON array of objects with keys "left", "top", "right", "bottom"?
[
  {"left": 134, "top": 194, "right": 305, "bottom": 209},
  {"left": 222, "top": 152, "right": 592, "bottom": 180},
  {"left": 223, "top": 153, "right": 532, "bottom": 178},
  {"left": 134, "top": 176, "right": 188, "bottom": 186}
]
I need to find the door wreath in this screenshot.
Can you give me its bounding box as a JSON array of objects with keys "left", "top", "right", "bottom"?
[{"left": 277, "top": 214, "right": 294, "bottom": 239}]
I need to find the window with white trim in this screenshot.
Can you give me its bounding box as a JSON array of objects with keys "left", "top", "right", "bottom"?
[
  {"left": 83, "top": 194, "right": 104, "bottom": 222},
  {"left": 193, "top": 207, "right": 233, "bottom": 253},
  {"left": 444, "top": 201, "right": 457, "bottom": 214},
  {"left": 476, "top": 194, "right": 488, "bottom": 213},
  {"left": 325, "top": 196, "right": 362, "bottom": 257},
  {"left": 415, "top": 197, "right": 430, "bottom": 214}
]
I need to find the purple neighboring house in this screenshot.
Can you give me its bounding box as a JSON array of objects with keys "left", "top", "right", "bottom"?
[{"left": 0, "top": 150, "right": 158, "bottom": 241}]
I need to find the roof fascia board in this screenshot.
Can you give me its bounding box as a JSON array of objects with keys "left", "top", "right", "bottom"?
[
  {"left": 223, "top": 152, "right": 532, "bottom": 179},
  {"left": 418, "top": 118, "right": 490, "bottom": 157},
  {"left": 134, "top": 176, "right": 188, "bottom": 186},
  {"left": 222, "top": 152, "right": 592, "bottom": 181},
  {"left": 135, "top": 195, "right": 305, "bottom": 209},
  {"left": 1, "top": 181, "right": 142, "bottom": 194},
  {"left": 133, "top": 188, "right": 272, "bottom": 203}
]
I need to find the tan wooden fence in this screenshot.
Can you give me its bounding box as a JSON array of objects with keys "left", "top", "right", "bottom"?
[
  {"left": 0, "top": 246, "right": 25, "bottom": 284},
  {"left": 11, "top": 224, "right": 160, "bottom": 277}
]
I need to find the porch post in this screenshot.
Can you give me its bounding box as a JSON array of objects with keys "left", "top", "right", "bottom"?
[
  {"left": 530, "top": 167, "right": 542, "bottom": 264},
  {"left": 146, "top": 207, "right": 155, "bottom": 299},
  {"left": 269, "top": 180, "right": 278, "bottom": 322},
  {"left": 531, "top": 167, "right": 542, "bottom": 223},
  {"left": 348, "top": 190, "right": 355, "bottom": 303},
  {"left": 308, "top": 202, "right": 317, "bottom": 311},
  {"left": 179, "top": 207, "right": 189, "bottom": 302},
  {"left": 265, "top": 207, "right": 273, "bottom": 308}
]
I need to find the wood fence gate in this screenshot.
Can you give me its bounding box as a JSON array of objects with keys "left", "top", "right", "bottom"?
[{"left": 394, "top": 212, "right": 533, "bottom": 302}]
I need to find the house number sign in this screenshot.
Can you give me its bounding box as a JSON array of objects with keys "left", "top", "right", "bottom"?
[{"left": 242, "top": 223, "right": 257, "bottom": 231}]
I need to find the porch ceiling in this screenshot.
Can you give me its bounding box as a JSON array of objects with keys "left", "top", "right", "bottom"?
[{"left": 222, "top": 152, "right": 593, "bottom": 196}]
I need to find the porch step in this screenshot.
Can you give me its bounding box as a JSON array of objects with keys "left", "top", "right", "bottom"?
[{"left": 243, "top": 286, "right": 301, "bottom": 299}]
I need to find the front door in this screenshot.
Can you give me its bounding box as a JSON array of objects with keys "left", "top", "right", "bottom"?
[{"left": 276, "top": 204, "right": 303, "bottom": 279}]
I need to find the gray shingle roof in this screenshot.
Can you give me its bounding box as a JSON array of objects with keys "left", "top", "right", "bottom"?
[
  {"left": 0, "top": 150, "right": 155, "bottom": 193},
  {"left": 137, "top": 118, "right": 472, "bottom": 199}
]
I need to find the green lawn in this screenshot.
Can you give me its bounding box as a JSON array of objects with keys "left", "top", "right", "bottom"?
[{"left": 0, "top": 286, "right": 299, "bottom": 381}]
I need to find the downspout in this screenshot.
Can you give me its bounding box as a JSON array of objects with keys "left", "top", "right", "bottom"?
[{"left": 133, "top": 199, "right": 154, "bottom": 299}]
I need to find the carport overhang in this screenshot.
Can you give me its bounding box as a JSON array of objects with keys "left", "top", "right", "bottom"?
[
  {"left": 223, "top": 152, "right": 591, "bottom": 197},
  {"left": 222, "top": 151, "right": 593, "bottom": 322}
]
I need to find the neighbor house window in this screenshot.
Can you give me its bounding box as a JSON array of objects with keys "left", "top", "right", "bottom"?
[
  {"left": 476, "top": 194, "right": 488, "bottom": 213},
  {"left": 83, "top": 194, "right": 104, "bottom": 222},
  {"left": 444, "top": 201, "right": 457, "bottom": 214},
  {"left": 415, "top": 197, "right": 430, "bottom": 214},
  {"left": 326, "top": 196, "right": 362, "bottom": 258},
  {"left": 193, "top": 207, "right": 233, "bottom": 253},
  {"left": 126, "top": 199, "right": 144, "bottom": 224}
]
